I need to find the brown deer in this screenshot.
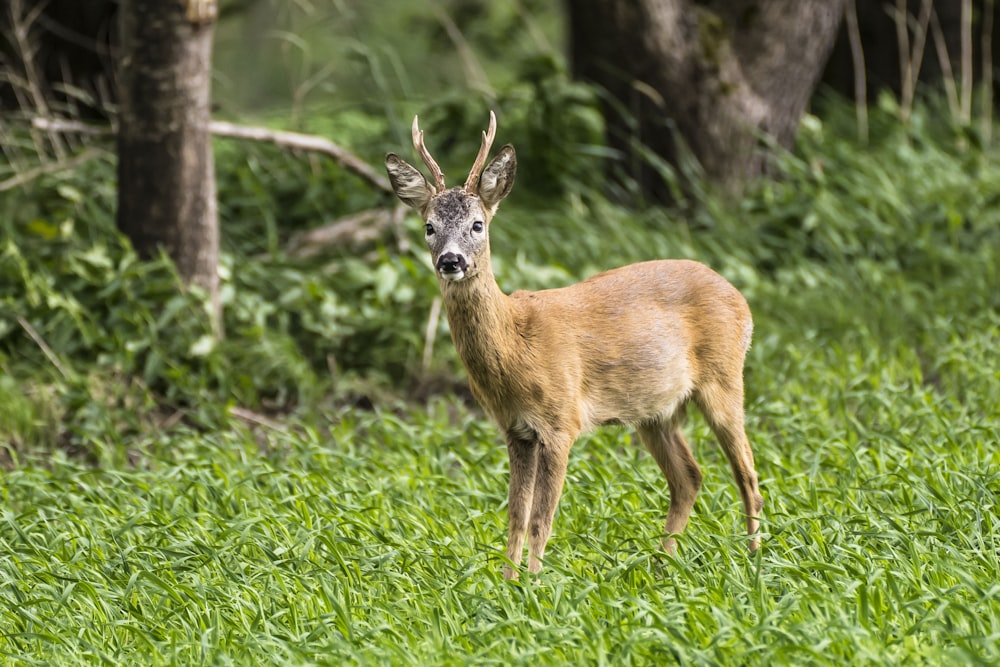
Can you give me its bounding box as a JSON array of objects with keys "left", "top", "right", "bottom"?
[{"left": 385, "top": 111, "right": 763, "bottom": 579}]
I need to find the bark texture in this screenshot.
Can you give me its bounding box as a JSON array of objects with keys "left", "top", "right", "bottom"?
[
  {"left": 567, "top": 0, "right": 846, "bottom": 198},
  {"left": 116, "top": 0, "right": 219, "bottom": 325}
]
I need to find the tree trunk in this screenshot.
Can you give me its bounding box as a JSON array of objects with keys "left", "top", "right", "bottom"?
[
  {"left": 116, "top": 0, "right": 220, "bottom": 329},
  {"left": 566, "top": 0, "right": 845, "bottom": 199}
]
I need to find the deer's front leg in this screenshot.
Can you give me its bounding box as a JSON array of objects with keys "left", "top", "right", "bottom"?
[
  {"left": 526, "top": 434, "right": 573, "bottom": 574},
  {"left": 504, "top": 433, "right": 539, "bottom": 580}
]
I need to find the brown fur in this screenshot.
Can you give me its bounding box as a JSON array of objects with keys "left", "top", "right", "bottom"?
[{"left": 386, "top": 114, "right": 762, "bottom": 579}]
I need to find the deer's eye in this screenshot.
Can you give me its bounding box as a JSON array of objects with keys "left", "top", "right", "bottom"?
[
  {"left": 471, "top": 221, "right": 484, "bottom": 233},
  {"left": 425, "top": 224, "right": 435, "bottom": 235}
]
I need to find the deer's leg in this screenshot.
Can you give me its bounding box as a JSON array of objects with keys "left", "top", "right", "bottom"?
[
  {"left": 504, "top": 434, "right": 539, "bottom": 580},
  {"left": 525, "top": 434, "right": 573, "bottom": 574},
  {"left": 637, "top": 414, "right": 702, "bottom": 554},
  {"left": 695, "top": 382, "right": 763, "bottom": 552}
]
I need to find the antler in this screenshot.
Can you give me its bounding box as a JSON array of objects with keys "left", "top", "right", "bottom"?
[
  {"left": 412, "top": 115, "right": 446, "bottom": 193},
  {"left": 464, "top": 110, "right": 497, "bottom": 193}
]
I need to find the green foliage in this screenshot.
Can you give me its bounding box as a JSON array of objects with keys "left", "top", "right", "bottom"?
[
  {"left": 0, "top": 162, "right": 418, "bottom": 443},
  {"left": 4, "top": 0, "right": 998, "bottom": 660},
  {"left": 215, "top": 110, "right": 395, "bottom": 256},
  {"left": 213, "top": 0, "right": 564, "bottom": 115},
  {"left": 406, "top": 54, "right": 604, "bottom": 199},
  {"left": 2, "top": 96, "right": 1000, "bottom": 663}
]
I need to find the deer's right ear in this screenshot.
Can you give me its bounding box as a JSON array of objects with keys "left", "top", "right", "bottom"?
[{"left": 385, "top": 153, "right": 433, "bottom": 211}]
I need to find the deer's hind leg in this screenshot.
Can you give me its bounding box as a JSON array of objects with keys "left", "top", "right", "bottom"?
[
  {"left": 637, "top": 410, "right": 703, "bottom": 554},
  {"left": 694, "top": 381, "right": 763, "bottom": 552}
]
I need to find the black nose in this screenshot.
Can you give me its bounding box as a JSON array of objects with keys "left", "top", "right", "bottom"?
[{"left": 436, "top": 252, "right": 467, "bottom": 273}]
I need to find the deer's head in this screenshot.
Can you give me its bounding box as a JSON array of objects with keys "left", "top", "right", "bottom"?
[{"left": 385, "top": 111, "right": 516, "bottom": 282}]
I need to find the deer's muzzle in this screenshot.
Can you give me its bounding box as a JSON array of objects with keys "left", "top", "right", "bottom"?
[{"left": 436, "top": 252, "right": 468, "bottom": 279}]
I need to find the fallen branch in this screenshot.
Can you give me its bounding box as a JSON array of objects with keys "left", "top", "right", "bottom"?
[
  {"left": 285, "top": 204, "right": 409, "bottom": 259},
  {"left": 229, "top": 405, "right": 285, "bottom": 431},
  {"left": 30, "top": 116, "right": 392, "bottom": 193}
]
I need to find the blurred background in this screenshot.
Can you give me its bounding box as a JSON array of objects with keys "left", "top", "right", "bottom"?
[
  {"left": 2, "top": 6, "right": 1000, "bottom": 661},
  {"left": 1, "top": 0, "right": 998, "bottom": 443}
]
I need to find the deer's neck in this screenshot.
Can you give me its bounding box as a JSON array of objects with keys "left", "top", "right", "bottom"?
[{"left": 440, "top": 269, "right": 519, "bottom": 386}]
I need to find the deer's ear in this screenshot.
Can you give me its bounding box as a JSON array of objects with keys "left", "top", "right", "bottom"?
[
  {"left": 385, "top": 153, "right": 433, "bottom": 211},
  {"left": 478, "top": 145, "right": 516, "bottom": 212}
]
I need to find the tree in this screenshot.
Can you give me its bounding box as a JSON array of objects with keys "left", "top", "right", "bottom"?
[
  {"left": 823, "top": 0, "right": 998, "bottom": 121},
  {"left": 116, "top": 0, "right": 221, "bottom": 329},
  {"left": 565, "top": 0, "right": 846, "bottom": 199}
]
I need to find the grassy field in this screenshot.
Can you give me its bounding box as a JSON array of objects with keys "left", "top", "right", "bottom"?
[
  {"left": 2, "top": 99, "right": 1000, "bottom": 664},
  {"left": 2, "top": 363, "right": 998, "bottom": 665}
]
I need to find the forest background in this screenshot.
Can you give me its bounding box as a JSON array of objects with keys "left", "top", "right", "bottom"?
[{"left": 0, "top": 1, "right": 998, "bottom": 664}]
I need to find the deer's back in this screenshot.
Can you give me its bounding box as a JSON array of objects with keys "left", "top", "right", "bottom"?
[
  {"left": 506, "top": 259, "right": 752, "bottom": 430},
  {"left": 511, "top": 259, "right": 750, "bottom": 339}
]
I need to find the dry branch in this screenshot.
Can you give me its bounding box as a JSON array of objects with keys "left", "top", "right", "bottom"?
[
  {"left": 845, "top": 0, "right": 868, "bottom": 142},
  {"left": 285, "top": 205, "right": 408, "bottom": 259},
  {"left": 17, "top": 315, "right": 72, "bottom": 379},
  {"left": 229, "top": 405, "right": 285, "bottom": 431},
  {"left": 31, "top": 117, "right": 109, "bottom": 136},
  {"left": 209, "top": 120, "right": 391, "bottom": 193},
  {"left": 29, "top": 116, "right": 392, "bottom": 193},
  {"left": 8, "top": 0, "right": 68, "bottom": 159},
  {"left": 982, "top": 0, "right": 995, "bottom": 141},
  {"left": 422, "top": 296, "right": 443, "bottom": 374},
  {"left": 961, "top": 0, "right": 973, "bottom": 124},
  {"left": 0, "top": 147, "right": 106, "bottom": 192},
  {"left": 929, "top": 8, "right": 961, "bottom": 118}
]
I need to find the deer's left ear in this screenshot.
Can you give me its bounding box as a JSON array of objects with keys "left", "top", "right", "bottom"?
[
  {"left": 385, "top": 153, "right": 434, "bottom": 211},
  {"left": 478, "top": 145, "right": 516, "bottom": 213}
]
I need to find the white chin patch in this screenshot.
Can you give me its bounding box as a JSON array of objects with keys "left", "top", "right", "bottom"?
[{"left": 439, "top": 270, "right": 466, "bottom": 282}]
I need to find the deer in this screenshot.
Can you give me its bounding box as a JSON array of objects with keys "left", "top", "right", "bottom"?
[{"left": 385, "top": 111, "right": 763, "bottom": 580}]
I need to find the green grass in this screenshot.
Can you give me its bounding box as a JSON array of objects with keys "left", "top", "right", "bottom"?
[
  {"left": 3, "top": 98, "right": 1000, "bottom": 663},
  {"left": 2, "top": 372, "right": 998, "bottom": 665}
]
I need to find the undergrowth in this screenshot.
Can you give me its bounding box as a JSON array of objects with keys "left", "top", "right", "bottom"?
[{"left": 1, "top": 100, "right": 999, "bottom": 664}]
